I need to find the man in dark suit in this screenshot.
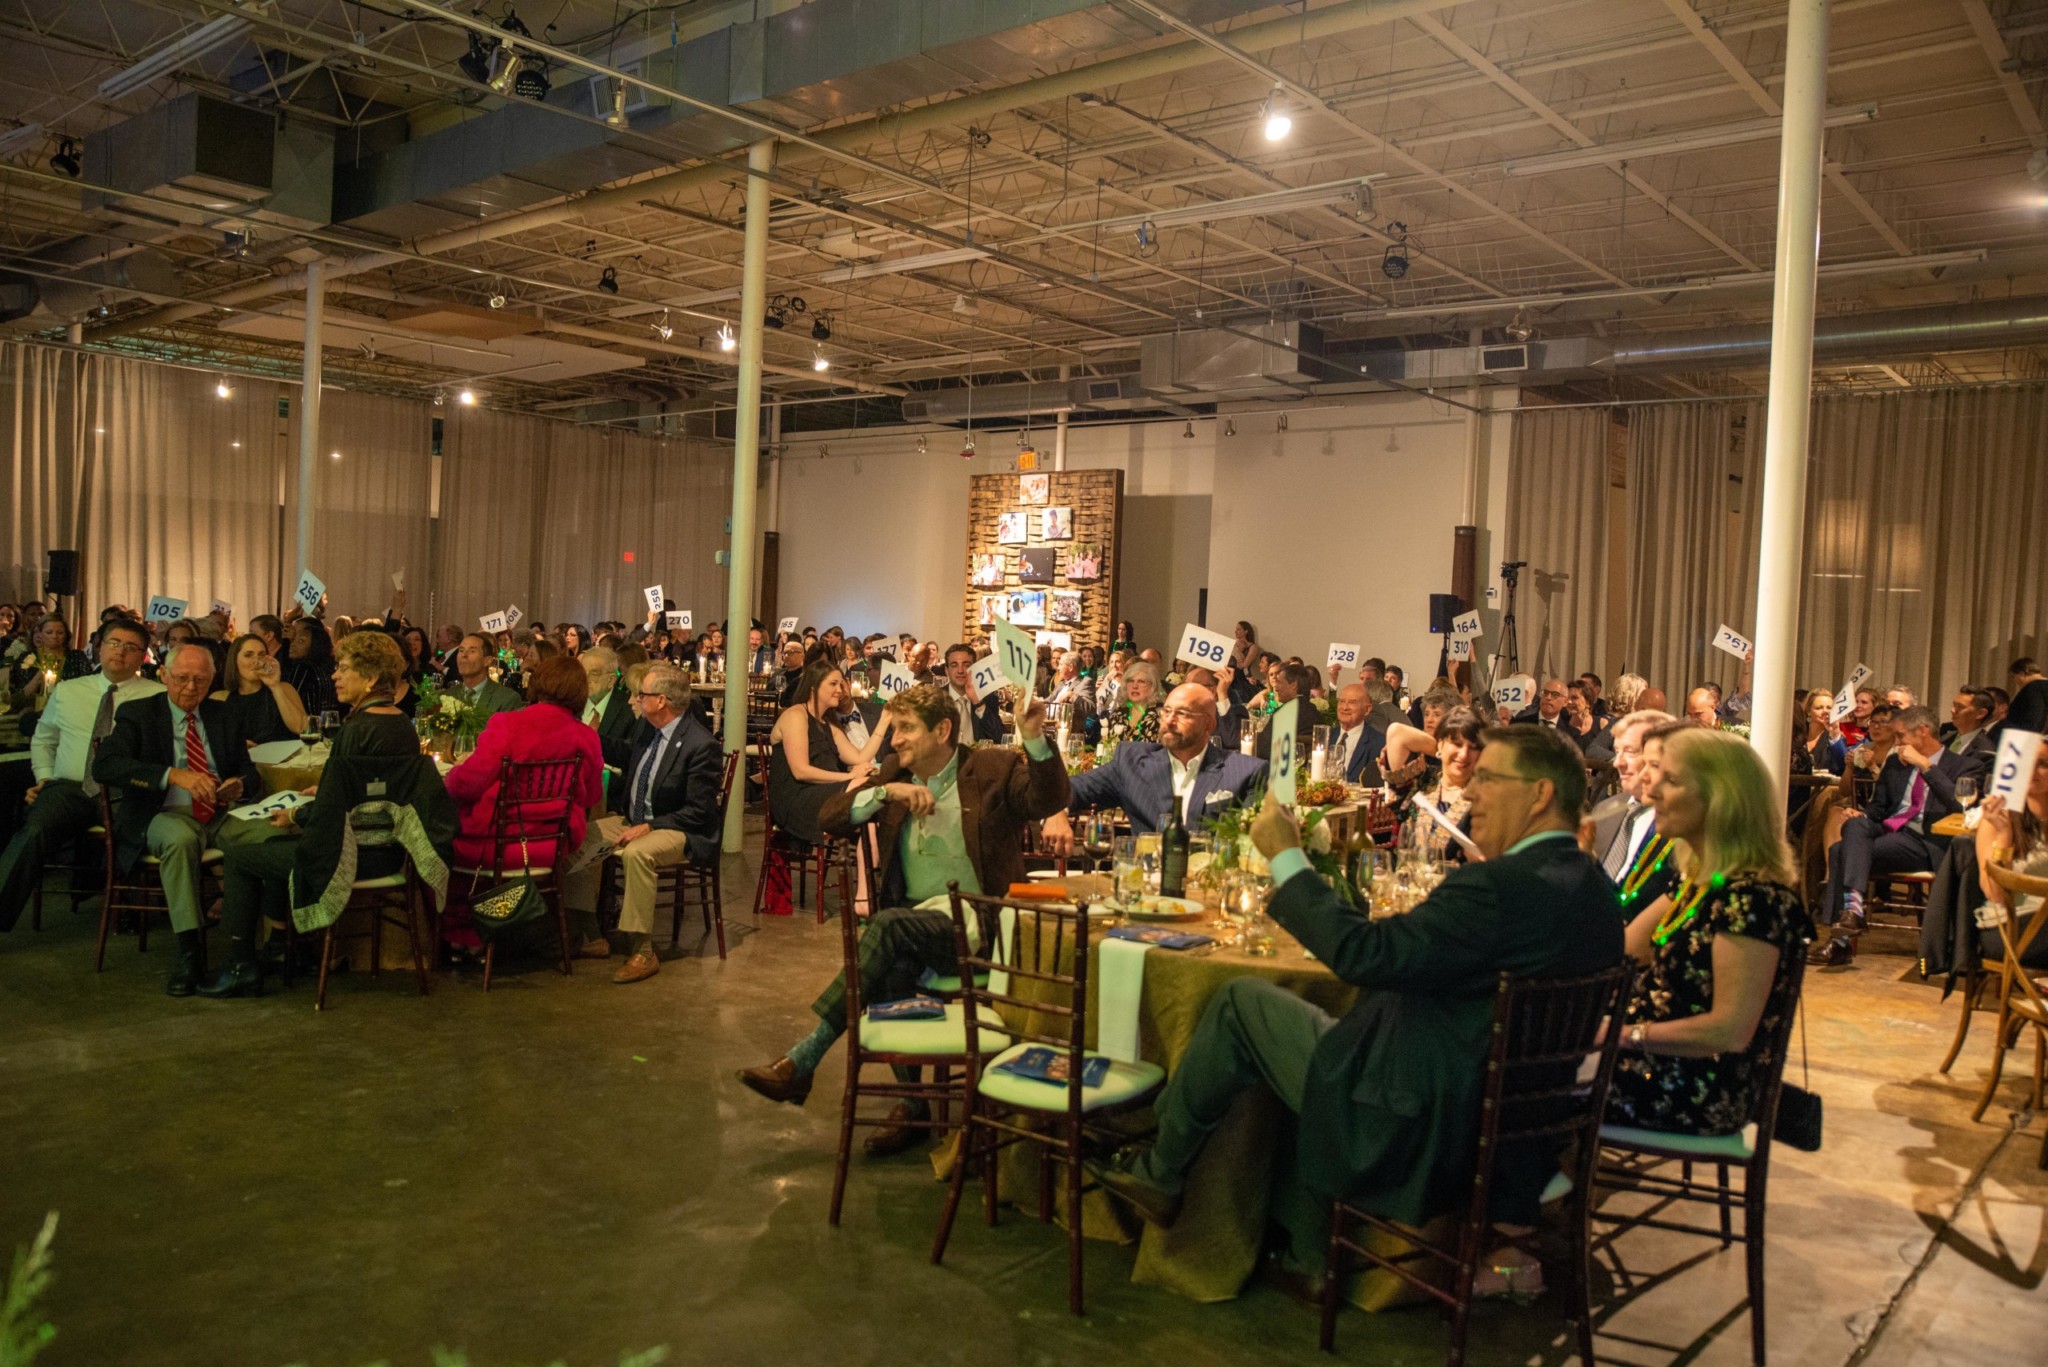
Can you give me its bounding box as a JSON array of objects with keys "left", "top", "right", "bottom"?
[
  {"left": 579, "top": 644, "right": 639, "bottom": 774},
  {"left": 736, "top": 684, "right": 1069, "bottom": 1153},
  {"left": 1095, "top": 726, "right": 1624, "bottom": 1258},
  {"left": 93, "top": 643, "right": 265, "bottom": 995},
  {"left": 1328, "top": 683, "right": 1387, "bottom": 784},
  {"left": 1940, "top": 686, "right": 1996, "bottom": 765},
  {"left": 1041, "top": 682, "right": 1265, "bottom": 846},
  {"left": 941, "top": 644, "right": 1007, "bottom": 744},
  {"left": 1813, "top": 704, "right": 1987, "bottom": 966},
  {"left": 448, "top": 633, "right": 523, "bottom": 718},
  {"left": 561, "top": 663, "right": 722, "bottom": 984}
]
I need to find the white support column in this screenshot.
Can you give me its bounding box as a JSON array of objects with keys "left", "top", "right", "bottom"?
[
  {"left": 1053, "top": 363, "right": 1070, "bottom": 470},
  {"left": 722, "top": 139, "right": 776, "bottom": 850},
  {"left": 296, "top": 260, "right": 325, "bottom": 591},
  {"left": 1750, "top": 0, "right": 1830, "bottom": 802}
]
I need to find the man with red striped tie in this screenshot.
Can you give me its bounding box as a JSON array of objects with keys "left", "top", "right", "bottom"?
[{"left": 94, "top": 642, "right": 266, "bottom": 996}]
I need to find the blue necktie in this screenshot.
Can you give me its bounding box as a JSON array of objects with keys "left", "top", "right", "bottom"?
[{"left": 631, "top": 736, "right": 662, "bottom": 822}]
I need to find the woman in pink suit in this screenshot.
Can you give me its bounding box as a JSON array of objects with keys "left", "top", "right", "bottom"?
[{"left": 442, "top": 654, "right": 604, "bottom": 957}]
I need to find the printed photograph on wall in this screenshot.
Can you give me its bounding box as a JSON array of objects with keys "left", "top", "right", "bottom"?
[
  {"left": 1008, "top": 589, "right": 1048, "bottom": 627},
  {"left": 996, "top": 511, "right": 1029, "bottom": 544},
  {"left": 1035, "top": 629, "right": 1073, "bottom": 650},
  {"left": 1017, "top": 547, "right": 1057, "bottom": 584},
  {"left": 1040, "top": 506, "right": 1073, "bottom": 541},
  {"left": 1066, "top": 542, "right": 1102, "bottom": 581},
  {"left": 970, "top": 552, "right": 1006, "bottom": 587},
  {"left": 1050, "top": 590, "right": 1085, "bottom": 625},
  {"left": 978, "top": 594, "right": 1011, "bottom": 625},
  {"left": 1018, "top": 472, "right": 1050, "bottom": 505}
]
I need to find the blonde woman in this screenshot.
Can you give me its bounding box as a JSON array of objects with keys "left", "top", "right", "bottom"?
[{"left": 1607, "top": 730, "right": 1814, "bottom": 1136}]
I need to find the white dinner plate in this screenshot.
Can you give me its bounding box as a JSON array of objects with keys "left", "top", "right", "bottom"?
[{"left": 1102, "top": 894, "right": 1205, "bottom": 922}]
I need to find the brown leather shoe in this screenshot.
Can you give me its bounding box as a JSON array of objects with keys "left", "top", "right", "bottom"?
[
  {"left": 737, "top": 1056, "right": 813, "bottom": 1106},
  {"left": 864, "top": 1102, "right": 929, "bottom": 1156},
  {"left": 612, "top": 948, "right": 661, "bottom": 983},
  {"left": 1806, "top": 935, "right": 1855, "bottom": 967},
  {"left": 575, "top": 936, "right": 612, "bottom": 959}
]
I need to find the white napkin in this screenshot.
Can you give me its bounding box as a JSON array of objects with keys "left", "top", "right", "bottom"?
[{"left": 1096, "top": 938, "right": 1151, "bottom": 1063}]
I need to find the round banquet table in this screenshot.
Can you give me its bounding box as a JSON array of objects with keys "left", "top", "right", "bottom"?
[{"left": 970, "top": 872, "right": 1385, "bottom": 1303}]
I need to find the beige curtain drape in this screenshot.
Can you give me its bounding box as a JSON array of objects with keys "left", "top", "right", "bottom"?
[
  {"left": 1623, "top": 401, "right": 1763, "bottom": 700},
  {"left": 1506, "top": 383, "right": 2048, "bottom": 706},
  {"left": 1505, "top": 405, "right": 1611, "bottom": 682},
  {"left": 1, "top": 340, "right": 738, "bottom": 642},
  {"left": 2, "top": 344, "right": 283, "bottom": 618},
  {"left": 289, "top": 390, "right": 434, "bottom": 621},
  {"left": 431, "top": 406, "right": 734, "bottom": 634}
]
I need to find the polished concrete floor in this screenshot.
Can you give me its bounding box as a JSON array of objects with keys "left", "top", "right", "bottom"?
[{"left": 1, "top": 830, "right": 2042, "bottom": 1367}]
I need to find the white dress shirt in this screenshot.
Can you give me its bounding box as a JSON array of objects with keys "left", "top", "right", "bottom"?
[
  {"left": 29, "top": 672, "right": 164, "bottom": 783},
  {"left": 1168, "top": 749, "right": 1200, "bottom": 823},
  {"left": 161, "top": 705, "right": 218, "bottom": 815}
]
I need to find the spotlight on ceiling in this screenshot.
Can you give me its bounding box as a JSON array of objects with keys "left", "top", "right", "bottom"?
[
  {"left": 605, "top": 81, "right": 630, "bottom": 128},
  {"left": 514, "top": 60, "right": 549, "bottom": 101},
  {"left": 330, "top": 450, "right": 342, "bottom": 461},
  {"left": 1223, "top": 418, "right": 1236, "bottom": 437},
  {"left": 1182, "top": 419, "right": 1195, "bottom": 439},
  {"left": 917, "top": 435, "right": 929, "bottom": 454},
  {"left": 1276, "top": 413, "right": 1288, "bottom": 433},
  {"left": 960, "top": 435, "right": 977, "bottom": 459},
  {"left": 1260, "top": 85, "right": 1292, "bottom": 143},
  {"left": 653, "top": 310, "right": 673, "bottom": 341},
  {"left": 952, "top": 293, "right": 980, "bottom": 317},
  {"left": 811, "top": 315, "right": 832, "bottom": 342},
  {"left": 458, "top": 31, "right": 496, "bottom": 84},
  {"left": 764, "top": 307, "right": 785, "bottom": 330},
  {"left": 214, "top": 377, "right": 233, "bottom": 399},
  {"left": 50, "top": 137, "right": 80, "bottom": 178},
  {"left": 432, "top": 390, "right": 446, "bottom": 408},
  {"left": 598, "top": 265, "right": 619, "bottom": 294},
  {"left": 488, "top": 45, "right": 522, "bottom": 95},
  {"left": 812, "top": 348, "right": 830, "bottom": 373},
  {"left": 1504, "top": 310, "right": 1534, "bottom": 344},
  {"left": 487, "top": 293, "right": 506, "bottom": 309},
  {"left": 1380, "top": 221, "right": 1410, "bottom": 280},
  {"left": 717, "top": 323, "right": 736, "bottom": 353},
  {"left": 457, "top": 388, "right": 478, "bottom": 406}
]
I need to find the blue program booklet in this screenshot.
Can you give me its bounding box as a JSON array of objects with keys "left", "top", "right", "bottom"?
[
  {"left": 991, "top": 1046, "right": 1110, "bottom": 1088},
  {"left": 866, "top": 995, "right": 946, "bottom": 1022},
  {"left": 1106, "top": 925, "right": 1215, "bottom": 950}
]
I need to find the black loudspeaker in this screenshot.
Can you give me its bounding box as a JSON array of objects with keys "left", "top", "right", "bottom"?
[
  {"left": 45, "top": 549, "right": 78, "bottom": 597},
  {"left": 1428, "top": 592, "right": 1465, "bottom": 635}
]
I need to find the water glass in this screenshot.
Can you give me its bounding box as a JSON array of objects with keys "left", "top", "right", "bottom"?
[{"left": 1112, "top": 836, "right": 1144, "bottom": 905}]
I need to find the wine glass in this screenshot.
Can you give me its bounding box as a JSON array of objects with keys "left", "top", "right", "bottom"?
[
  {"left": 319, "top": 709, "right": 341, "bottom": 747},
  {"left": 1956, "top": 776, "right": 1979, "bottom": 809}
]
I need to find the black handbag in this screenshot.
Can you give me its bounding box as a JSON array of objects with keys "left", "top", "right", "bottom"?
[
  {"left": 1772, "top": 1004, "right": 1824, "bottom": 1152},
  {"left": 467, "top": 834, "right": 548, "bottom": 941}
]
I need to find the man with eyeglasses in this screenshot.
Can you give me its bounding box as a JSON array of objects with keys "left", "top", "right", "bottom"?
[
  {"left": 1, "top": 617, "right": 166, "bottom": 936},
  {"left": 1513, "top": 678, "right": 1571, "bottom": 729},
  {"left": 560, "top": 663, "right": 722, "bottom": 984},
  {"left": 1094, "top": 725, "right": 1623, "bottom": 1289},
  {"left": 1040, "top": 681, "right": 1265, "bottom": 850},
  {"left": 93, "top": 642, "right": 266, "bottom": 995}
]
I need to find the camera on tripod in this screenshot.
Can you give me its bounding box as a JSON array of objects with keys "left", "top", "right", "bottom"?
[{"left": 1500, "top": 560, "right": 1528, "bottom": 588}]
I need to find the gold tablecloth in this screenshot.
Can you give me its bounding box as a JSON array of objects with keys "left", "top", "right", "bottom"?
[{"left": 975, "top": 874, "right": 1364, "bottom": 1302}]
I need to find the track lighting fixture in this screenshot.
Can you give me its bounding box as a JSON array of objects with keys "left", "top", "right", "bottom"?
[
  {"left": 598, "top": 266, "right": 619, "bottom": 294},
  {"left": 1260, "top": 85, "right": 1291, "bottom": 143},
  {"left": 916, "top": 436, "right": 929, "bottom": 455},
  {"left": 811, "top": 315, "right": 832, "bottom": 342},
  {"left": 488, "top": 293, "right": 506, "bottom": 309},
  {"left": 1276, "top": 414, "right": 1288, "bottom": 433},
  {"left": 1183, "top": 419, "right": 1195, "bottom": 439},
  {"left": 433, "top": 390, "right": 446, "bottom": 409},
  {"left": 458, "top": 32, "right": 495, "bottom": 84},
  {"left": 652, "top": 310, "right": 673, "bottom": 342},
  {"left": 513, "top": 60, "right": 549, "bottom": 101},
  {"left": 1504, "top": 310, "right": 1534, "bottom": 344},
  {"left": 605, "top": 81, "right": 629, "bottom": 128},
  {"left": 50, "top": 137, "right": 80, "bottom": 178},
  {"left": 717, "top": 323, "right": 736, "bottom": 353},
  {"left": 1381, "top": 222, "right": 1410, "bottom": 280},
  {"left": 812, "top": 348, "right": 830, "bottom": 373},
  {"left": 1223, "top": 418, "right": 1236, "bottom": 437},
  {"left": 457, "top": 388, "right": 478, "bottom": 406},
  {"left": 960, "top": 435, "right": 977, "bottom": 459},
  {"left": 214, "top": 377, "right": 233, "bottom": 399},
  {"left": 764, "top": 307, "right": 785, "bottom": 330}
]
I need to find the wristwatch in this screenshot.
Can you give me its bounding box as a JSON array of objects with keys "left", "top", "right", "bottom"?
[{"left": 1627, "top": 1022, "right": 1648, "bottom": 1051}]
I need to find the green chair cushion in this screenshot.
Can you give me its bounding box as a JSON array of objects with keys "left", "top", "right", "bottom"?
[
  {"left": 860, "top": 1003, "right": 1008, "bottom": 1057},
  {"left": 976, "top": 1043, "right": 1165, "bottom": 1113}
]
